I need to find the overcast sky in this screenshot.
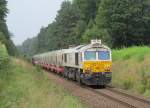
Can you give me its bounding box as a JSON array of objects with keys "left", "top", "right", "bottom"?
[{"left": 6, "top": 0, "right": 65, "bottom": 45}]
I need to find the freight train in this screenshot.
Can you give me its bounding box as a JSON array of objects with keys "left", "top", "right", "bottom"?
[{"left": 32, "top": 40, "right": 112, "bottom": 86}]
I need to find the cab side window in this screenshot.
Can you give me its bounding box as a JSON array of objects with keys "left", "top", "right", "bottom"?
[
  {"left": 75, "top": 53, "right": 79, "bottom": 65},
  {"left": 64, "top": 54, "right": 67, "bottom": 63}
]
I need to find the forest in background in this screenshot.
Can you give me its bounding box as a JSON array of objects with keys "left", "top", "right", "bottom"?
[
  {"left": 18, "top": 0, "right": 150, "bottom": 57},
  {"left": 0, "top": 0, "right": 17, "bottom": 56}
]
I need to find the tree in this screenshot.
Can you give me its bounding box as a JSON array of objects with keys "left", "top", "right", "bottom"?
[
  {"left": 54, "top": 0, "right": 83, "bottom": 48},
  {"left": 73, "top": 0, "right": 102, "bottom": 44},
  {"left": 96, "top": 0, "right": 150, "bottom": 48},
  {"left": 0, "top": 32, "right": 6, "bottom": 44},
  {"left": 19, "top": 0, "right": 150, "bottom": 57},
  {"left": 73, "top": 0, "right": 100, "bottom": 23},
  {"left": 17, "top": 37, "right": 38, "bottom": 57},
  {"left": 0, "top": 0, "right": 17, "bottom": 56},
  {"left": 0, "top": 0, "right": 8, "bottom": 20}
]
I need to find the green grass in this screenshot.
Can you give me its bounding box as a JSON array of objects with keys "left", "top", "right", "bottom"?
[
  {"left": 113, "top": 46, "right": 150, "bottom": 61},
  {"left": 112, "top": 46, "right": 150, "bottom": 98},
  {"left": 0, "top": 58, "right": 86, "bottom": 108}
]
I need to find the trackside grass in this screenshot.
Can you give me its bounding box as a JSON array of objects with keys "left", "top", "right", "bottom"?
[
  {"left": 112, "top": 46, "right": 150, "bottom": 98},
  {"left": 0, "top": 58, "right": 86, "bottom": 108}
]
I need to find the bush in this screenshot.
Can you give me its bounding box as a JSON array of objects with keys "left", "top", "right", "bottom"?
[
  {"left": 144, "top": 90, "right": 150, "bottom": 98},
  {"left": 122, "top": 79, "right": 133, "bottom": 90},
  {"left": 136, "top": 84, "right": 146, "bottom": 94},
  {"left": 0, "top": 42, "right": 9, "bottom": 68}
]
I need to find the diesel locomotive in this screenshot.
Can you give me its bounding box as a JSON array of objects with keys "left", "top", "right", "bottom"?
[{"left": 32, "top": 40, "right": 112, "bottom": 85}]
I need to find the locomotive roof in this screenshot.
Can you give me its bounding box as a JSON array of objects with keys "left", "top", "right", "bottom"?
[{"left": 33, "top": 41, "right": 110, "bottom": 58}]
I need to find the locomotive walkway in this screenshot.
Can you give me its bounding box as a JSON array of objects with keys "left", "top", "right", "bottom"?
[{"left": 45, "top": 71, "right": 150, "bottom": 108}]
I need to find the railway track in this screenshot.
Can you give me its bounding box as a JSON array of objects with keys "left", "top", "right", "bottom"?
[
  {"left": 46, "top": 70, "right": 150, "bottom": 108},
  {"left": 86, "top": 86, "right": 150, "bottom": 108},
  {"left": 107, "top": 86, "right": 150, "bottom": 106},
  {"left": 72, "top": 80, "right": 150, "bottom": 108}
]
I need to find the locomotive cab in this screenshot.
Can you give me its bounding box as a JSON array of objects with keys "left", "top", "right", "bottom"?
[{"left": 81, "top": 40, "right": 112, "bottom": 85}]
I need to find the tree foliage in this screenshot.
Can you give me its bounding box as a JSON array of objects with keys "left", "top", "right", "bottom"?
[
  {"left": 96, "top": 0, "right": 150, "bottom": 48},
  {"left": 18, "top": 0, "right": 150, "bottom": 57},
  {"left": 17, "top": 37, "right": 38, "bottom": 58},
  {"left": 0, "top": 0, "right": 8, "bottom": 20},
  {"left": 0, "top": 0, "right": 17, "bottom": 56},
  {"left": 73, "top": 0, "right": 100, "bottom": 22}
]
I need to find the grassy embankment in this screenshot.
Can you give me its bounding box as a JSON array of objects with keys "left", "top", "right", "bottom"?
[
  {"left": 112, "top": 46, "right": 150, "bottom": 98},
  {"left": 0, "top": 44, "right": 86, "bottom": 108}
]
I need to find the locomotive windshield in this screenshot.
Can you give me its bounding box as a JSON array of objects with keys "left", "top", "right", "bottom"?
[
  {"left": 98, "top": 51, "right": 110, "bottom": 60},
  {"left": 84, "top": 51, "right": 96, "bottom": 60}
]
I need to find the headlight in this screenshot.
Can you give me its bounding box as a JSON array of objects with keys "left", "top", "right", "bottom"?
[
  {"left": 104, "top": 65, "right": 111, "bottom": 71},
  {"left": 84, "top": 67, "right": 91, "bottom": 74}
]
